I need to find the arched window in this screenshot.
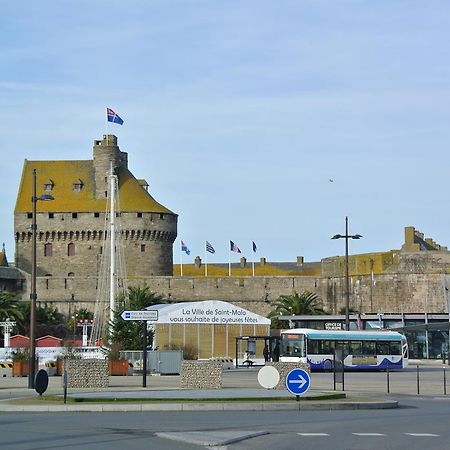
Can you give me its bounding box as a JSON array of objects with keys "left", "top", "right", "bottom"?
[
  {"left": 68, "top": 243, "right": 75, "bottom": 256},
  {"left": 44, "top": 243, "right": 53, "bottom": 257}
]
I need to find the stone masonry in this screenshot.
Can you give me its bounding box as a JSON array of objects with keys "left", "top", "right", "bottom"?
[
  {"left": 64, "top": 359, "right": 109, "bottom": 388},
  {"left": 180, "top": 361, "right": 222, "bottom": 389}
]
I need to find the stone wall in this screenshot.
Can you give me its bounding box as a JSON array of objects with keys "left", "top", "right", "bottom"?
[
  {"left": 180, "top": 361, "right": 222, "bottom": 389},
  {"left": 267, "top": 361, "right": 310, "bottom": 390},
  {"left": 64, "top": 359, "right": 109, "bottom": 388}
]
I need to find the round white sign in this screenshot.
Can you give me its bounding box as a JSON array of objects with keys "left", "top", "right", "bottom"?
[{"left": 257, "top": 366, "right": 280, "bottom": 389}]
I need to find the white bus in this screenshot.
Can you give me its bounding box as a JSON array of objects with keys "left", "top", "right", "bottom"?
[{"left": 280, "top": 328, "right": 408, "bottom": 370}]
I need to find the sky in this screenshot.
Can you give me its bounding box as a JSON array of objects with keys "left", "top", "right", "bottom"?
[{"left": 1, "top": 1, "right": 450, "bottom": 265}]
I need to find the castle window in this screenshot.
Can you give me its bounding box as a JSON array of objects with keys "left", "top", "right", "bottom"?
[
  {"left": 45, "top": 274, "right": 52, "bottom": 290},
  {"left": 68, "top": 272, "right": 75, "bottom": 277},
  {"left": 68, "top": 243, "right": 75, "bottom": 256},
  {"left": 44, "top": 243, "right": 53, "bottom": 257},
  {"left": 44, "top": 180, "right": 54, "bottom": 192},
  {"left": 105, "top": 191, "right": 108, "bottom": 198},
  {"left": 141, "top": 244, "right": 146, "bottom": 253},
  {"left": 27, "top": 213, "right": 32, "bottom": 219},
  {"left": 94, "top": 212, "right": 100, "bottom": 218},
  {"left": 48, "top": 213, "right": 54, "bottom": 219},
  {"left": 73, "top": 179, "right": 84, "bottom": 192},
  {"left": 137, "top": 212, "right": 143, "bottom": 218},
  {"left": 72, "top": 213, "right": 78, "bottom": 219},
  {"left": 99, "top": 246, "right": 103, "bottom": 254}
]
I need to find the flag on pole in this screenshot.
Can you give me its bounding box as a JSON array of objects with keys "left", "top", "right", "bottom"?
[
  {"left": 252, "top": 241, "right": 257, "bottom": 252},
  {"left": 206, "top": 241, "right": 215, "bottom": 254},
  {"left": 107, "top": 108, "right": 124, "bottom": 125},
  {"left": 181, "top": 241, "right": 190, "bottom": 255},
  {"left": 230, "top": 240, "right": 241, "bottom": 253}
]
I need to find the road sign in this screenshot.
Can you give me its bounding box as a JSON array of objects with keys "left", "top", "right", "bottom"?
[
  {"left": 285, "top": 368, "right": 311, "bottom": 396},
  {"left": 120, "top": 310, "right": 158, "bottom": 321},
  {"left": 257, "top": 366, "right": 280, "bottom": 389}
]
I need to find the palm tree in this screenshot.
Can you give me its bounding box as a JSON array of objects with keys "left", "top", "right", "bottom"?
[
  {"left": 269, "top": 291, "right": 326, "bottom": 328},
  {"left": 0, "top": 291, "right": 24, "bottom": 323}
]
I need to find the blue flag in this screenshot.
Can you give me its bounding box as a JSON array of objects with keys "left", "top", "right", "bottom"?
[
  {"left": 252, "top": 241, "right": 257, "bottom": 252},
  {"left": 107, "top": 108, "right": 124, "bottom": 125},
  {"left": 181, "top": 241, "right": 190, "bottom": 255}
]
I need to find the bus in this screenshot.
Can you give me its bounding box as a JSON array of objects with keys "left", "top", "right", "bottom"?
[{"left": 280, "top": 328, "right": 408, "bottom": 370}]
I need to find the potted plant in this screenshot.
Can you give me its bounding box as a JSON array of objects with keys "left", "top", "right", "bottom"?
[
  {"left": 12, "top": 348, "right": 36, "bottom": 377},
  {"left": 107, "top": 342, "right": 129, "bottom": 376}
]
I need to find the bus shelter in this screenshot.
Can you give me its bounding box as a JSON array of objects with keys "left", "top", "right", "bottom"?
[{"left": 146, "top": 300, "right": 271, "bottom": 361}]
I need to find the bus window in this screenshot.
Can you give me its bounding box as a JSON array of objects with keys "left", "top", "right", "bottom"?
[
  {"left": 362, "top": 341, "right": 376, "bottom": 356},
  {"left": 349, "top": 341, "right": 362, "bottom": 355},
  {"left": 376, "top": 341, "right": 390, "bottom": 355},
  {"left": 389, "top": 341, "right": 401, "bottom": 355},
  {"left": 320, "top": 340, "right": 335, "bottom": 354},
  {"left": 307, "top": 340, "right": 320, "bottom": 354},
  {"left": 281, "top": 334, "right": 306, "bottom": 357}
]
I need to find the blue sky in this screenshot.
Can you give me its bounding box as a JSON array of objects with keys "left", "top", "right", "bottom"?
[{"left": 1, "top": 1, "right": 450, "bottom": 264}]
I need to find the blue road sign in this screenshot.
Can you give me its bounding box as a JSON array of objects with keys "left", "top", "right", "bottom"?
[{"left": 285, "top": 368, "right": 311, "bottom": 396}]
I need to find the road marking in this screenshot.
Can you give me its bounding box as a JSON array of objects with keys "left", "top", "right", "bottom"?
[
  {"left": 297, "top": 433, "right": 330, "bottom": 436},
  {"left": 404, "top": 433, "right": 440, "bottom": 437},
  {"left": 352, "top": 433, "right": 385, "bottom": 436}
]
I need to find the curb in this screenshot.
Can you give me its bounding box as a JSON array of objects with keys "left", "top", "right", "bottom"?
[{"left": 0, "top": 400, "right": 398, "bottom": 412}]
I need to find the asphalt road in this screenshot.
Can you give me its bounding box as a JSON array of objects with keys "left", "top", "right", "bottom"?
[{"left": 1, "top": 396, "right": 449, "bottom": 450}]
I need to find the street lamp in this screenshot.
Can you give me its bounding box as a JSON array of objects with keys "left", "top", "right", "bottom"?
[
  {"left": 28, "top": 169, "right": 54, "bottom": 389},
  {"left": 331, "top": 216, "right": 362, "bottom": 331}
]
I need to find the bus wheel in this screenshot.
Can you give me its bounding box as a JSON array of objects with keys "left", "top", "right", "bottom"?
[{"left": 323, "top": 359, "right": 333, "bottom": 372}]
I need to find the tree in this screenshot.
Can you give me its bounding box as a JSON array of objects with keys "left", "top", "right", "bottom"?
[
  {"left": 109, "top": 286, "right": 164, "bottom": 351},
  {"left": 0, "top": 291, "right": 24, "bottom": 323},
  {"left": 268, "top": 290, "right": 326, "bottom": 328}
]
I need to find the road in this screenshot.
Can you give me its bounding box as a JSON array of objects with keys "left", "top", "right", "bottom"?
[{"left": 0, "top": 396, "right": 449, "bottom": 449}]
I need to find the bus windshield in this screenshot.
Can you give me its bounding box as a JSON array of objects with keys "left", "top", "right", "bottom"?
[{"left": 281, "top": 333, "right": 306, "bottom": 358}]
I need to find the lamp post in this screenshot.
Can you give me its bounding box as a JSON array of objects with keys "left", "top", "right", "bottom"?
[
  {"left": 331, "top": 216, "right": 362, "bottom": 331},
  {"left": 28, "top": 169, "right": 54, "bottom": 389}
]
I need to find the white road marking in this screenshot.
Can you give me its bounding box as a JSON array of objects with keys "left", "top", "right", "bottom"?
[
  {"left": 297, "top": 433, "right": 330, "bottom": 436},
  {"left": 404, "top": 433, "right": 440, "bottom": 437},
  {"left": 352, "top": 433, "right": 385, "bottom": 436}
]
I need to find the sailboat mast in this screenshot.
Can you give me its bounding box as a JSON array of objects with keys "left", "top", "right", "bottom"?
[{"left": 109, "top": 163, "right": 116, "bottom": 327}]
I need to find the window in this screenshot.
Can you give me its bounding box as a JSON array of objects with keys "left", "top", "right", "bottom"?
[
  {"left": 94, "top": 212, "right": 100, "bottom": 218},
  {"left": 105, "top": 191, "right": 108, "bottom": 198},
  {"left": 27, "top": 213, "right": 32, "bottom": 219},
  {"left": 376, "top": 341, "right": 390, "bottom": 355},
  {"left": 140, "top": 244, "right": 145, "bottom": 253},
  {"left": 44, "top": 243, "right": 53, "bottom": 257},
  {"left": 307, "top": 340, "right": 320, "bottom": 354},
  {"left": 348, "top": 341, "right": 362, "bottom": 355},
  {"left": 44, "top": 179, "right": 54, "bottom": 192},
  {"left": 72, "top": 213, "right": 78, "bottom": 219},
  {"left": 362, "top": 341, "right": 376, "bottom": 356},
  {"left": 68, "top": 243, "right": 75, "bottom": 256},
  {"left": 320, "top": 340, "right": 336, "bottom": 354},
  {"left": 389, "top": 341, "right": 401, "bottom": 355},
  {"left": 99, "top": 246, "right": 103, "bottom": 254},
  {"left": 73, "top": 179, "right": 84, "bottom": 192},
  {"left": 137, "top": 212, "right": 143, "bottom": 218},
  {"left": 48, "top": 213, "right": 54, "bottom": 219},
  {"left": 160, "top": 214, "right": 164, "bottom": 219}
]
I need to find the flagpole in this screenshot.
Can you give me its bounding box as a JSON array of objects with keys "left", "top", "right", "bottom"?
[
  {"left": 205, "top": 243, "right": 208, "bottom": 277},
  {"left": 180, "top": 242, "right": 183, "bottom": 277},
  {"left": 228, "top": 241, "right": 231, "bottom": 277},
  {"left": 252, "top": 243, "right": 255, "bottom": 277}
]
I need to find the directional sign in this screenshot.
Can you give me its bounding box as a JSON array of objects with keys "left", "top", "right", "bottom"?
[
  {"left": 285, "top": 368, "right": 311, "bottom": 396},
  {"left": 120, "top": 310, "right": 158, "bottom": 321}
]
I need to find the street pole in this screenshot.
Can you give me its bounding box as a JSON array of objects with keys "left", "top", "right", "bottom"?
[
  {"left": 345, "top": 217, "right": 350, "bottom": 331},
  {"left": 28, "top": 169, "right": 37, "bottom": 389},
  {"left": 331, "top": 217, "right": 362, "bottom": 332}
]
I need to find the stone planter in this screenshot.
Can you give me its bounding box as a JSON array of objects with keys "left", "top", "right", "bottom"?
[{"left": 108, "top": 359, "right": 129, "bottom": 376}]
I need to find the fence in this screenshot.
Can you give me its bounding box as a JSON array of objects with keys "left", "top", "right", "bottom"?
[{"left": 120, "top": 350, "right": 182, "bottom": 375}]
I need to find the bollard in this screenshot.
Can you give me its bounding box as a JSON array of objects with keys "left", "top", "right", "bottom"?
[
  {"left": 416, "top": 365, "right": 420, "bottom": 395},
  {"left": 444, "top": 366, "right": 447, "bottom": 396},
  {"left": 386, "top": 366, "right": 390, "bottom": 394}
]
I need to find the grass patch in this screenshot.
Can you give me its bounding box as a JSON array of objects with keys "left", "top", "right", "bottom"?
[{"left": 11, "top": 392, "right": 346, "bottom": 404}]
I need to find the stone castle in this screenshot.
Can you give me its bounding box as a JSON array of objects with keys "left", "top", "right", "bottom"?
[{"left": 8, "top": 135, "right": 450, "bottom": 318}]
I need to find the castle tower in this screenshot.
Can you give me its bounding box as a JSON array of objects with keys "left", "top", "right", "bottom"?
[{"left": 14, "top": 135, "right": 177, "bottom": 311}]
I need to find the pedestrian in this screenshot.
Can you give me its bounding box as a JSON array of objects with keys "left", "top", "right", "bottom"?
[{"left": 263, "top": 345, "right": 269, "bottom": 363}]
